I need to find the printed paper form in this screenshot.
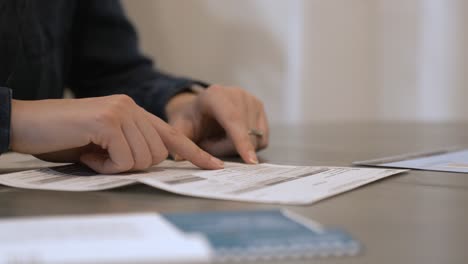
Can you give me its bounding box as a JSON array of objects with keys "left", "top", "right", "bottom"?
[
  {"left": 0, "top": 160, "right": 406, "bottom": 205},
  {"left": 0, "top": 165, "right": 137, "bottom": 191},
  {"left": 136, "top": 162, "right": 406, "bottom": 204}
]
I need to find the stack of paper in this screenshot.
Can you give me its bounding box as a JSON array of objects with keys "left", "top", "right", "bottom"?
[{"left": 0, "top": 213, "right": 210, "bottom": 264}]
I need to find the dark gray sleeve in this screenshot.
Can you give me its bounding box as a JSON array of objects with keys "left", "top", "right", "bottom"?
[
  {"left": 0, "top": 87, "right": 12, "bottom": 154},
  {"left": 67, "top": 0, "right": 209, "bottom": 120}
]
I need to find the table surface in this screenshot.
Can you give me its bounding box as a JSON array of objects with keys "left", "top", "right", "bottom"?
[{"left": 1, "top": 122, "right": 468, "bottom": 264}]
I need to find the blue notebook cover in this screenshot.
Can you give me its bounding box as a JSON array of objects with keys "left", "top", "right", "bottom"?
[{"left": 163, "top": 210, "right": 361, "bottom": 261}]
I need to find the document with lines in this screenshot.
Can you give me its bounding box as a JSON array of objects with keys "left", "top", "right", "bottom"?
[{"left": 0, "top": 160, "right": 406, "bottom": 205}]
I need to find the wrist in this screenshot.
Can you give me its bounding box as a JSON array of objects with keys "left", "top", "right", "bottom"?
[{"left": 165, "top": 92, "right": 197, "bottom": 122}]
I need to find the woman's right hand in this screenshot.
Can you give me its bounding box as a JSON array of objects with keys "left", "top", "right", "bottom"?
[{"left": 10, "top": 95, "right": 224, "bottom": 174}]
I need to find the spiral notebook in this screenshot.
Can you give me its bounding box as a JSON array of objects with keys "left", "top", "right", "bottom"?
[{"left": 164, "top": 210, "right": 361, "bottom": 262}]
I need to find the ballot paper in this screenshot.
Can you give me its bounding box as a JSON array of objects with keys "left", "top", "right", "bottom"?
[
  {"left": 0, "top": 160, "right": 406, "bottom": 204},
  {"left": 354, "top": 148, "right": 468, "bottom": 173},
  {"left": 0, "top": 213, "right": 211, "bottom": 264}
]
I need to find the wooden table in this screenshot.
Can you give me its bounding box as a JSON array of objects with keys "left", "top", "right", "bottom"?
[{"left": 1, "top": 122, "right": 468, "bottom": 264}]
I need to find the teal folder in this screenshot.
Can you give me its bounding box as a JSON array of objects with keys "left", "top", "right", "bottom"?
[{"left": 163, "top": 210, "right": 361, "bottom": 262}]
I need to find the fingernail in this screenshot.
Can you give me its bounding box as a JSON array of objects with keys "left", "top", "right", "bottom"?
[
  {"left": 211, "top": 156, "right": 224, "bottom": 168},
  {"left": 174, "top": 154, "right": 184, "bottom": 161},
  {"left": 248, "top": 151, "right": 259, "bottom": 164}
]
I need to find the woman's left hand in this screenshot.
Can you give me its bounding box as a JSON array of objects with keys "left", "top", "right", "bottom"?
[{"left": 166, "top": 85, "right": 269, "bottom": 164}]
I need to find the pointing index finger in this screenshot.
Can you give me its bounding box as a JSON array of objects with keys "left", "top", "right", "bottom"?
[
  {"left": 148, "top": 114, "right": 224, "bottom": 170},
  {"left": 205, "top": 97, "right": 258, "bottom": 164}
]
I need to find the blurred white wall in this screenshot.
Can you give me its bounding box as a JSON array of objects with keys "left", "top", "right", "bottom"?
[{"left": 123, "top": 0, "right": 468, "bottom": 125}]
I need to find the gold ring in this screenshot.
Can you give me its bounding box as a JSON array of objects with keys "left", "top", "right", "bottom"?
[{"left": 248, "top": 128, "right": 264, "bottom": 137}]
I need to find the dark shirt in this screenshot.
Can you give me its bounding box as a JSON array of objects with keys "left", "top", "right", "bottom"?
[{"left": 0, "top": 0, "right": 207, "bottom": 154}]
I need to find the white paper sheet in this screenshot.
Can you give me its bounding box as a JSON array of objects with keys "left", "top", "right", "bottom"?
[
  {"left": 354, "top": 148, "right": 468, "bottom": 173},
  {"left": 0, "top": 159, "right": 406, "bottom": 205},
  {"left": 0, "top": 213, "right": 211, "bottom": 264}
]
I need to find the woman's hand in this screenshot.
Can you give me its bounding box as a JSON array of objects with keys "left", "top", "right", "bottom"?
[
  {"left": 10, "top": 95, "right": 224, "bottom": 174},
  {"left": 166, "top": 85, "right": 269, "bottom": 164}
]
